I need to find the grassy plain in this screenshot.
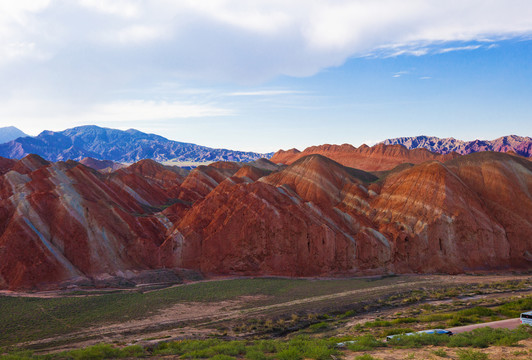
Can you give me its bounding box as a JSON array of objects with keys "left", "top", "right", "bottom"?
[
  {"left": 0, "top": 274, "right": 531, "bottom": 359},
  {"left": 0, "top": 276, "right": 408, "bottom": 347}
]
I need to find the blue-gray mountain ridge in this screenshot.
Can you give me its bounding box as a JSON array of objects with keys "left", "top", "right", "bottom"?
[
  {"left": 0, "top": 125, "right": 272, "bottom": 163},
  {"left": 382, "top": 135, "right": 531, "bottom": 157},
  {"left": 0, "top": 126, "right": 28, "bottom": 144}
]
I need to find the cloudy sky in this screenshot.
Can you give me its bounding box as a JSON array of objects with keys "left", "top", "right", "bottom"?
[{"left": 0, "top": 0, "right": 531, "bottom": 152}]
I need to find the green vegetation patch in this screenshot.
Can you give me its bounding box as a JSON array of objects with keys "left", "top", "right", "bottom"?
[
  {"left": 0, "top": 276, "right": 408, "bottom": 347},
  {"left": 2, "top": 326, "right": 531, "bottom": 359},
  {"left": 361, "top": 294, "right": 532, "bottom": 334},
  {"left": 151, "top": 336, "right": 340, "bottom": 360},
  {"left": 386, "top": 326, "right": 532, "bottom": 349}
]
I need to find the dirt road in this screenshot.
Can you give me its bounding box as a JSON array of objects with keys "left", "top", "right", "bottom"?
[{"left": 447, "top": 318, "right": 523, "bottom": 334}]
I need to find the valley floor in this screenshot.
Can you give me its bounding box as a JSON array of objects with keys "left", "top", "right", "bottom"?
[{"left": 1, "top": 273, "right": 531, "bottom": 358}]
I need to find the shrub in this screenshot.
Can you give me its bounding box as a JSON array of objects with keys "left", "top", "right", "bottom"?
[
  {"left": 210, "top": 355, "right": 236, "bottom": 360},
  {"left": 0, "top": 350, "right": 34, "bottom": 360},
  {"left": 387, "top": 333, "right": 449, "bottom": 348},
  {"left": 448, "top": 315, "right": 479, "bottom": 327},
  {"left": 497, "top": 297, "right": 532, "bottom": 318},
  {"left": 432, "top": 348, "right": 448, "bottom": 357},
  {"left": 67, "top": 344, "right": 121, "bottom": 359},
  {"left": 301, "top": 343, "right": 337, "bottom": 360},
  {"left": 309, "top": 322, "right": 329, "bottom": 331},
  {"left": 254, "top": 340, "right": 278, "bottom": 354},
  {"left": 456, "top": 349, "right": 488, "bottom": 360},
  {"left": 340, "top": 310, "right": 356, "bottom": 318},
  {"left": 119, "top": 345, "right": 145, "bottom": 357},
  {"left": 457, "top": 307, "right": 495, "bottom": 317},
  {"left": 354, "top": 355, "right": 377, "bottom": 360},
  {"left": 448, "top": 326, "right": 531, "bottom": 348},
  {"left": 276, "top": 347, "right": 302, "bottom": 360},
  {"left": 347, "top": 335, "right": 385, "bottom": 351},
  {"left": 420, "top": 314, "right": 453, "bottom": 322},
  {"left": 364, "top": 320, "right": 391, "bottom": 328},
  {"left": 391, "top": 317, "right": 418, "bottom": 325},
  {"left": 245, "top": 350, "right": 268, "bottom": 360}
]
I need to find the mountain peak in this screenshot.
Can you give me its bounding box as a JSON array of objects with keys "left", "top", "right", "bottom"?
[{"left": 0, "top": 126, "right": 29, "bottom": 144}]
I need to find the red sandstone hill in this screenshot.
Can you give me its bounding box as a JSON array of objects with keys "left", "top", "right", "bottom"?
[
  {"left": 270, "top": 143, "right": 459, "bottom": 171},
  {"left": 0, "top": 152, "right": 530, "bottom": 290}
]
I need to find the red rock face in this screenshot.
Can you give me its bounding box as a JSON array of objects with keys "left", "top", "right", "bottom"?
[
  {"left": 0, "top": 151, "right": 531, "bottom": 290},
  {"left": 0, "top": 156, "right": 174, "bottom": 290},
  {"left": 270, "top": 143, "right": 458, "bottom": 171},
  {"left": 0, "top": 157, "right": 16, "bottom": 175}
]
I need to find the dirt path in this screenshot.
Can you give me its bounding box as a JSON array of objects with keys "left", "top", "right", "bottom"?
[{"left": 448, "top": 318, "right": 522, "bottom": 333}]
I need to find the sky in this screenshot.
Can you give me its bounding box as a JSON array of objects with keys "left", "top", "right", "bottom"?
[{"left": 0, "top": 1, "right": 531, "bottom": 153}]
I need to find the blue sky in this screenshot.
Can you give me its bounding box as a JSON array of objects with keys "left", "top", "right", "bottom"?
[{"left": 0, "top": 1, "right": 531, "bottom": 152}]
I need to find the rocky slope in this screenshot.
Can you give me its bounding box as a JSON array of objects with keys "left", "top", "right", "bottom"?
[
  {"left": 0, "top": 151, "right": 530, "bottom": 290},
  {"left": 382, "top": 135, "right": 532, "bottom": 157},
  {"left": 270, "top": 143, "right": 458, "bottom": 171},
  {"left": 0, "top": 125, "right": 271, "bottom": 163}
]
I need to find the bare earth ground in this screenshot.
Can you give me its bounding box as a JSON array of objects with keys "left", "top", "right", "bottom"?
[{"left": 6, "top": 274, "right": 531, "bottom": 354}]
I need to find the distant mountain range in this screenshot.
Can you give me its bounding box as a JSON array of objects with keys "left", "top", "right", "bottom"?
[
  {"left": 0, "top": 125, "right": 271, "bottom": 163},
  {"left": 0, "top": 126, "right": 28, "bottom": 144},
  {"left": 382, "top": 135, "right": 532, "bottom": 158},
  {"left": 0, "top": 126, "right": 529, "bottom": 166}
]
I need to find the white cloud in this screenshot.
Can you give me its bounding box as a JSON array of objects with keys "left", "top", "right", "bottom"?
[
  {"left": 77, "top": 0, "right": 140, "bottom": 18},
  {"left": 85, "top": 100, "right": 233, "bottom": 121},
  {"left": 438, "top": 44, "right": 482, "bottom": 54},
  {"left": 0, "top": 98, "right": 233, "bottom": 134},
  {"left": 392, "top": 70, "right": 409, "bottom": 78},
  {"left": 226, "top": 90, "right": 305, "bottom": 96},
  {"left": 113, "top": 25, "right": 166, "bottom": 44},
  {"left": 0, "top": 0, "right": 531, "bottom": 140},
  {"left": 1, "top": 0, "right": 531, "bottom": 82}
]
